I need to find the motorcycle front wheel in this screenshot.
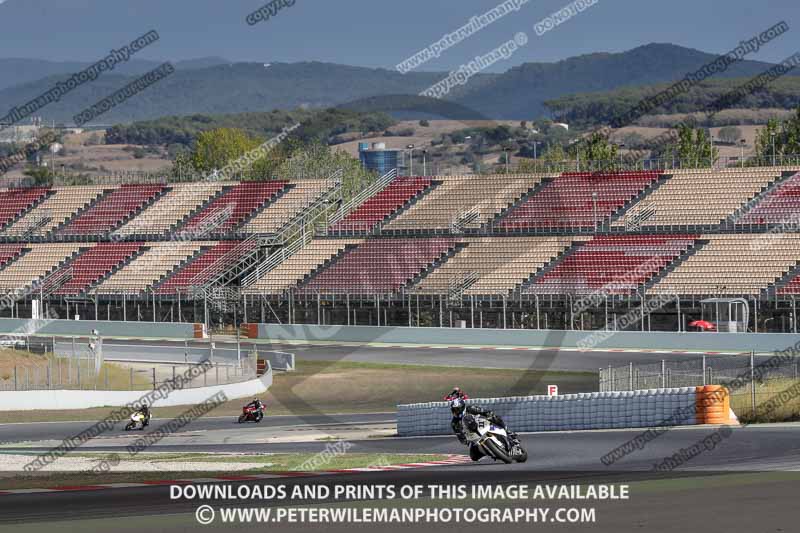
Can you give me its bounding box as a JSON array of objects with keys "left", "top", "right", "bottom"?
[
  {"left": 484, "top": 439, "right": 512, "bottom": 464},
  {"left": 238, "top": 415, "right": 246, "bottom": 424},
  {"left": 124, "top": 421, "right": 135, "bottom": 431},
  {"left": 255, "top": 412, "right": 263, "bottom": 423}
]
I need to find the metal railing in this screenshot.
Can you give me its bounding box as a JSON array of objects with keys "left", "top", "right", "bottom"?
[
  {"left": 0, "top": 338, "right": 259, "bottom": 391},
  {"left": 599, "top": 352, "right": 800, "bottom": 421},
  {"left": 328, "top": 168, "right": 397, "bottom": 226}
]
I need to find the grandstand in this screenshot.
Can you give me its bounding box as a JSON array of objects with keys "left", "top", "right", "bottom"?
[{"left": 0, "top": 167, "right": 799, "bottom": 332}]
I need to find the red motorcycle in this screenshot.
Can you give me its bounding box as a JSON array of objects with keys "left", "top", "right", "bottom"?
[{"left": 238, "top": 403, "right": 264, "bottom": 423}]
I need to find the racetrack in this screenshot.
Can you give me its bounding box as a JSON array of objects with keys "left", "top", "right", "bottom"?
[
  {"left": 62, "top": 336, "right": 757, "bottom": 372},
  {"left": 2, "top": 422, "right": 800, "bottom": 531}
]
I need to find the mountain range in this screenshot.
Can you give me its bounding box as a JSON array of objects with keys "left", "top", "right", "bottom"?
[{"left": 1, "top": 43, "right": 797, "bottom": 125}]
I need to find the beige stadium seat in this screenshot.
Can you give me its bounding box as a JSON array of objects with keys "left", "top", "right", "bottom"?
[
  {"left": 244, "top": 179, "right": 336, "bottom": 234},
  {"left": 115, "top": 182, "right": 229, "bottom": 236},
  {"left": 0, "top": 243, "right": 87, "bottom": 291},
  {"left": 411, "top": 236, "right": 578, "bottom": 295},
  {"left": 243, "top": 238, "right": 363, "bottom": 294},
  {"left": 94, "top": 241, "right": 210, "bottom": 294},
  {"left": 614, "top": 168, "right": 783, "bottom": 228},
  {"left": 650, "top": 233, "right": 800, "bottom": 296},
  {"left": 3, "top": 187, "right": 106, "bottom": 237},
  {"left": 386, "top": 174, "right": 547, "bottom": 231}
]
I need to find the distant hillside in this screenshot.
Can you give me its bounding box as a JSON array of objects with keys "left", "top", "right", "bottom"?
[
  {"left": 0, "top": 57, "right": 231, "bottom": 91},
  {"left": 544, "top": 76, "right": 800, "bottom": 127},
  {"left": 0, "top": 61, "right": 471, "bottom": 126},
  {"left": 454, "top": 43, "right": 800, "bottom": 119},
  {"left": 105, "top": 108, "right": 397, "bottom": 146},
  {"left": 1, "top": 44, "right": 797, "bottom": 125}
]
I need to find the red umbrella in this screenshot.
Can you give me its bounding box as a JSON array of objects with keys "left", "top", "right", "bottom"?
[{"left": 688, "top": 320, "right": 716, "bottom": 331}]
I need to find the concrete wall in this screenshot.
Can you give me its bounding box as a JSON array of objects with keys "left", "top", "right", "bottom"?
[
  {"left": 398, "top": 388, "right": 698, "bottom": 436},
  {"left": 0, "top": 369, "right": 272, "bottom": 411},
  {"left": 0, "top": 318, "right": 199, "bottom": 340},
  {"left": 256, "top": 324, "right": 800, "bottom": 353}
]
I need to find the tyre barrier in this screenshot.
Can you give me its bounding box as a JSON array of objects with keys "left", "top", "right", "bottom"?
[{"left": 397, "top": 385, "right": 735, "bottom": 436}]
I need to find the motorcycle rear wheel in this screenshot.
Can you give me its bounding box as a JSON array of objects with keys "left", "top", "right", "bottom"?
[{"left": 484, "top": 439, "right": 512, "bottom": 464}]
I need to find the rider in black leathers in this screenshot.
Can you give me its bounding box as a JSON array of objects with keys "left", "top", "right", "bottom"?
[{"left": 463, "top": 404, "right": 520, "bottom": 445}]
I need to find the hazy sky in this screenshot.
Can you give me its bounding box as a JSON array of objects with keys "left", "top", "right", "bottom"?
[{"left": 1, "top": 0, "right": 798, "bottom": 69}]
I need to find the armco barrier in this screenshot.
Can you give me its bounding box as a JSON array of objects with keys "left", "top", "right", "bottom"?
[
  {"left": 252, "top": 324, "right": 800, "bottom": 353},
  {"left": 0, "top": 318, "right": 202, "bottom": 340},
  {"left": 0, "top": 367, "right": 272, "bottom": 411},
  {"left": 397, "top": 385, "right": 733, "bottom": 436}
]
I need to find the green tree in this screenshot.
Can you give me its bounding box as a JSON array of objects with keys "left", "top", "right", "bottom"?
[
  {"left": 671, "top": 124, "right": 717, "bottom": 167},
  {"left": 717, "top": 125, "right": 743, "bottom": 144},
  {"left": 190, "top": 128, "right": 263, "bottom": 174}
]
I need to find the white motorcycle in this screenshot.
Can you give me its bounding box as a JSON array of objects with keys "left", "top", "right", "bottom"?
[
  {"left": 124, "top": 411, "right": 150, "bottom": 431},
  {"left": 449, "top": 398, "right": 527, "bottom": 464}
]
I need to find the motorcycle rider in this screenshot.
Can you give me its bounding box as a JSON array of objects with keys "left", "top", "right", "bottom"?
[
  {"left": 464, "top": 404, "right": 520, "bottom": 445},
  {"left": 444, "top": 387, "right": 469, "bottom": 444},
  {"left": 133, "top": 404, "right": 151, "bottom": 428},
  {"left": 245, "top": 398, "right": 264, "bottom": 412}
]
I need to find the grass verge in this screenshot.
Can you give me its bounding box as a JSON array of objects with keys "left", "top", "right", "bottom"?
[{"left": 0, "top": 452, "right": 450, "bottom": 490}]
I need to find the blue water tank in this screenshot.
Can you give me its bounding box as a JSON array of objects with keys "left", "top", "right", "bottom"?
[{"left": 359, "top": 143, "right": 399, "bottom": 175}]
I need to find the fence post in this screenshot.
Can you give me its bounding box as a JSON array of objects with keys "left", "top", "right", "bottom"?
[
  {"left": 750, "top": 351, "right": 756, "bottom": 419},
  {"left": 152, "top": 368, "right": 156, "bottom": 390},
  {"left": 173, "top": 366, "right": 176, "bottom": 384},
  {"left": 13, "top": 366, "right": 17, "bottom": 391},
  {"left": 629, "top": 362, "right": 633, "bottom": 391},
  {"left": 204, "top": 366, "right": 207, "bottom": 387},
  {"left": 216, "top": 364, "right": 219, "bottom": 385},
  {"left": 130, "top": 367, "right": 134, "bottom": 390},
  {"left": 599, "top": 368, "right": 604, "bottom": 392},
  {"left": 105, "top": 366, "right": 109, "bottom": 389},
  {"left": 702, "top": 355, "right": 707, "bottom": 386},
  {"left": 47, "top": 361, "right": 51, "bottom": 389},
  {"left": 77, "top": 362, "right": 81, "bottom": 389},
  {"left": 661, "top": 360, "right": 666, "bottom": 388}
]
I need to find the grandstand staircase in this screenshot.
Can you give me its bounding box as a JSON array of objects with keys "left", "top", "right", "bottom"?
[
  {"left": 227, "top": 182, "right": 293, "bottom": 236},
  {"left": 104, "top": 185, "right": 170, "bottom": 236},
  {"left": 0, "top": 246, "right": 26, "bottom": 273},
  {"left": 450, "top": 208, "right": 480, "bottom": 234},
  {"left": 177, "top": 204, "right": 234, "bottom": 239},
  {"left": 725, "top": 170, "right": 800, "bottom": 226},
  {"left": 763, "top": 260, "right": 800, "bottom": 298},
  {"left": 327, "top": 169, "right": 397, "bottom": 228},
  {"left": 20, "top": 208, "right": 53, "bottom": 240},
  {"left": 515, "top": 240, "right": 585, "bottom": 294},
  {"left": 404, "top": 241, "right": 467, "bottom": 294},
  {"left": 291, "top": 243, "right": 361, "bottom": 291},
  {"left": 241, "top": 172, "right": 344, "bottom": 288},
  {"left": 73, "top": 244, "right": 149, "bottom": 296},
  {"left": 51, "top": 189, "right": 109, "bottom": 236},
  {"left": 608, "top": 172, "right": 672, "bottom": 229},
  {"left": 2, "top": 188, "right": 55, "bottom": 233},
  {"left": 153, "top": 246, "right": 208, "bottom": 291},
  {"left": 448, "top": 271, "right": 479, "bottom": 303},
  {"left": 643, "top": 238, "right": 709, "bottom": 291},
  {"left": 168, "top": 185, "right": 232, "bottom": 236},
  {"left": 484, "top": 177, "right": 555, "bottom": 231},
  {"left": 372, "top": 179, "right": 440, "bottom": 234},
  {"left": 180, "top": 172, "right": 336, "bottom": 295}
]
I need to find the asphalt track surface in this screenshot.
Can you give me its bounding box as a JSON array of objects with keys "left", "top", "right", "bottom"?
[
  {"left": 3, "top": 424, "right": 800, "bottom": 532},
  {"left": 67, "top": 337, "right": 759, "bottom": 373}
]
